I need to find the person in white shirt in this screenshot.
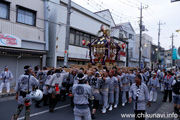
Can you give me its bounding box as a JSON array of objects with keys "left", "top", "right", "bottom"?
[{"left": 0, "top": 66, "right": 13, "bottom": 93}]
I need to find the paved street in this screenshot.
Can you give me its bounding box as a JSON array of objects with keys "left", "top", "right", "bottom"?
[{"left": 0, "top": 91, "right": 171, "bottom": 120}]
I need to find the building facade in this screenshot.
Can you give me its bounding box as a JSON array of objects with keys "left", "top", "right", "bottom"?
[
  {"left": 151, "top": 44, "right": 165, "bottom": 69},
  {"left": 164, "top": 50, "right": 172, "bottom": 68},
  {"left": 0, "top": 0, "right": 46, "bottom": 86},
  {"left": 159, "top": 47, "right": 165, "bottom": 68},
  {"left": 151, "top": 44, "right": 158, "bottom": 69},
  {"left": 117, "top": 22, "right": 137, "bottom": 67},
  {"left": 135, "top": 33, "right": 152, "bottom": 68},
  {"left": 47, "top": 0, "right": 125, "bottom": 67}
]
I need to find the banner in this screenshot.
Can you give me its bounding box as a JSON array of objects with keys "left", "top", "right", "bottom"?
[
  {"left": 172, "top": 48, "right": 180, "bottom": 60},
  {"left": 0, "top": 34, "right": 21, "bottom": 48}
]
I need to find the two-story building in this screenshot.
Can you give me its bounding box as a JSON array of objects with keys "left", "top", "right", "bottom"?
[{"left": 0, "top": 0, "right": 47, "bottom": 86}]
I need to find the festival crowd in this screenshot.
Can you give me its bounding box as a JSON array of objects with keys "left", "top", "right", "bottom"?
[{"left": 0, "top": 65, "right": 180, "bottom": 120}]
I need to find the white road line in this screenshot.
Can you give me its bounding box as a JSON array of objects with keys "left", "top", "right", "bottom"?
[{"left": 17, "top": 104, "right": 70, "bottom": 120}]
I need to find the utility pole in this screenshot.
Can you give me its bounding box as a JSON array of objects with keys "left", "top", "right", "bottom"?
[
  {"left": 64, "top": 0, "right": 71, "bottom": 67},
  {"left": 157, "top": 21, "right": 165, "bottom": 68},
  {"left": 171, "top": 33, "right": 174, "bottom": 68},
  {"left": 138, "top": 3, "right": 148, "bottom": 69},
  {"left": 139, "top": 3, "right": 143, "bottom": 69}
]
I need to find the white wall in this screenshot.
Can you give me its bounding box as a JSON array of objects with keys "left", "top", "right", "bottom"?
[
  {"left": 135, "top": 33, "right": 152, "bottom": 59},
  {"left": 0, "top": 0, "right": 44, "bottom": 42}
]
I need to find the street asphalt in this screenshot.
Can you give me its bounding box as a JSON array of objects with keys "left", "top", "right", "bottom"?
[{"left": 0, "top": 91, "right": 171, "bottom": 120}]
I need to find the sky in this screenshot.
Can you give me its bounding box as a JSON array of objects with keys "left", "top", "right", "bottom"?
[{"left": 71, "top": 0, "right": 180, "bottom": 50}]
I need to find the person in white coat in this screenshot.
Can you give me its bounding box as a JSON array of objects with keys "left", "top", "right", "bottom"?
[
  {"left": 129, "top": 74, "right": 151, "bottom": 120},
  {"left": 0, "top": 66, "right": 13, "bottom": 93},
  {"left": 148, "top": 72, "right": 160, "bottom": 102},
  {"left": 12, "top": 65, "right": 39, "bottom": 120}
]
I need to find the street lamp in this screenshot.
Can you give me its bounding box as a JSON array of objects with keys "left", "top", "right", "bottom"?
[{"left": 155, "top": 48, "right": 158, "bottom": 51}]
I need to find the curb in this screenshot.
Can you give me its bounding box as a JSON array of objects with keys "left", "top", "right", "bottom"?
[
  {"left": 0, "top": 87, "right": 16, "bottom": 98},
  {"left": 0, "top": 92, "right": 16, "bottom": 98}
]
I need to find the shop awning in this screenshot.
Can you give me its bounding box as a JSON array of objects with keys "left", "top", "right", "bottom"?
[{"left": 0, "top": 46, "right": 46, "bottom": 55}]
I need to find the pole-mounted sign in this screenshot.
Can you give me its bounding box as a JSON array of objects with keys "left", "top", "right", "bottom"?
[{"left": 171, "top": 0, "right": 180, "bottom": 2}]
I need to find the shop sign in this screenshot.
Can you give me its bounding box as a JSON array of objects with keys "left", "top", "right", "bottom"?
[{"left": 0, "top": 34, "right": 21, "bottom": 47}]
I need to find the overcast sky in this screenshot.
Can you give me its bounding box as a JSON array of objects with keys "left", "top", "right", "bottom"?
[{"left": 71, "top": 0, "right": 180, "bottom": 50}]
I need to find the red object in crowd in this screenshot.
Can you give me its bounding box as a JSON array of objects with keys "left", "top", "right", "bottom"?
[
  {"left": 55, "top": 84, "right": 60, "bottom": 95},
  {"left": 68, "top": 93, "right": 73, "bottom": 97},
  {"left": 82, "top": 39, "right": 86, "bottom": 46},
  {"left": 122, "top": 43, "right": 126, "bottom": 49},
  {"left": 24, "top": 101, "right": 30, "bottom": 106}
]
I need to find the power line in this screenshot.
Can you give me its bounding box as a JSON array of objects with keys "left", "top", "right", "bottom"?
[
  {"left": 83, "top": 0, "right": 140, "bottom": 28},
  {"left": 81, "top": 0, "right": 137, "bottom": 30},
  {"left": 147, "top": 7, "right": 174, "bottom": 34},
  {"left": 90, "top": 0, "right": 139, "bottom": 19},
  {"left": 117, "top": 0, "right": 138, "bottom": 8},
  {"left": 113, "top": 0, "right": 175, "bottom": 39},
  {"left": 89, "top": 0, "right": 137, "bottom": 20},
  {"left": 141, "top": 9, "right": 173, "bottom": 41}
]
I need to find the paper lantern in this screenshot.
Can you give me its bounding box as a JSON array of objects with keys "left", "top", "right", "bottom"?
[
  {"left": 82, "top": 39, "right": 86, "bottom": 46},
  {"left": 122, "top": 43, "right": 126, "bottom": 49}
]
